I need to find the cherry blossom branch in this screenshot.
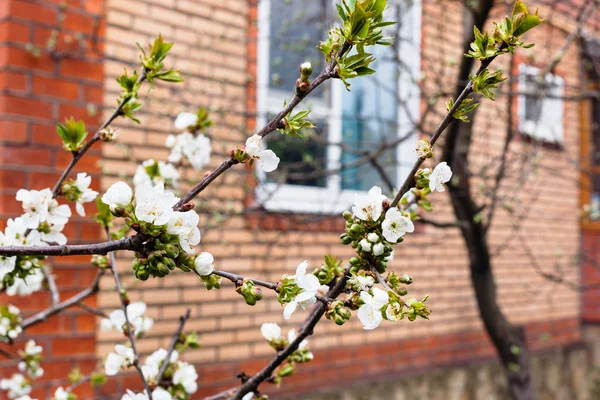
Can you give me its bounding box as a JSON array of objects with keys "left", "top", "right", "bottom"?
[
  {"left": 0, "top": 348, "right": 21, "bottom": 361},
  {"left": 211, "top": 270, "right": 278, "bottom": 291},
  {"left": 103, "top": 227, "right": 152, "bottom": 398},
  {"left": 51, "top": 70, "right": 148, "bottom": 197},
  {"left": 231, "top": 269, "right": 351, "bottom": 399},
  {"left": 174, "top": 42, "right": 351, "bottom": 209},
  {"left": 156, "top": 309, "right": 191, "bottom": 384},
  {"left": 22, "top": 269, "right": 105, "bottom": 329},
  {"left": 390, "top": 48, "right": 503, "bottom": 208},
  {"left": 0, "top": 235, "right": 143, "bottom": 257}
]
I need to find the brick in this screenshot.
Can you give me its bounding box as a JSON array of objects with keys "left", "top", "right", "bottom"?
[
  {"left": 0, "top": 71, "right": 27, "bottom": 92},
  {"left": 0, "top": 21, "right": 30, "bottom": 43},
  {"left": 59, "top": 58, "right": 103, "bottom": 81},
  {"left": 0, "top": 94, "right": 53, "bottom": 119},
  {"left": 32, "top": 75, "right": 80, "bottom": 100},
  {"left": 10, "top": 1, "right": 57, "bottom": 25},
  {"left": 0, "top": 120, "right": 27, "bottom": 142},
  {"left": 0, "top": 145, "right": 52, "bottom": 165}
]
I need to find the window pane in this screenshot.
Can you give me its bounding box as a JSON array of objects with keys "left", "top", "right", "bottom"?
[
  {"left": 592, "top": 98, "right": 600, "bottom": 166},
  {"left": 269, "top": 0, "right": 329, "bottom": 97},
  {"left": 340, "top": 46, "right": 398, "bottom": 191},
  {"left": 591, "top": 174, "right": 600, "bottom": 220},
  {"left": 266, "top": 121, "right": 328, "bottom": 188}
]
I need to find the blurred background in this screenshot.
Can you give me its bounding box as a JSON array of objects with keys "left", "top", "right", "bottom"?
[{"left": 1, "top": 0, "right": 600, "bottom": 398}]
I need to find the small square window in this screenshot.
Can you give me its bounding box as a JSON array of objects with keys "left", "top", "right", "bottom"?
[{"left": 518, "top": 64, "right": 565, "bottom": 143}]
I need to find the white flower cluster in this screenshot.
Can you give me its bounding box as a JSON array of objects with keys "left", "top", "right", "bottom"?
[
  {"left": 283, "top": 261, "right": 328, "bottom": 320},
  {"left": 100, "top": 301, "right": 153, "bottom": 338},
  {"left": 104, "top": 344, "right": 135, "bottom": 376},
  {"left": 0, "top": 373, "right": 31, "bottom": 399},
  {"left": 134, "top": 159, "right": 180, "bottom": 189},
  {"left": 52, "top": 386, "right": 73, "bottom": 400},
  {"left": 5, "top": 269, "right": 44, "bottom": 297},
  {"left": 102, "top": 182, "right": 201, "bottom": 255},
  {"left": 260, "top": 323, "right": 313, "bottom": 359},
  {"left": 245, "top": 134, "right": 279, "bottom": 172},
  {"left": 357, "top": 287, "right": 390, "bottom": 330},
  {"left": 18, "top": 340, "right": 43, "bottom": 379},
  {"left": 165, "top": 132, "right": 211, "bottom": 170},
  {"left": 0, "top": 305, "right": 22, "bottom": 341},
  {"left": 69, "top": 172, "right": 99, "bottom": 216},
  {"left": 117, "top": 348, "right": 198, "bottom": 400}
]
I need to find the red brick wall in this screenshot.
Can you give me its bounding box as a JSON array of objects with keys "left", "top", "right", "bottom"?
[
  {"left": 0, "top": 0, "right": 105, "bottom": 398},
  {"left": 582, "top": 230, "right": 600, "bottom": 322}
]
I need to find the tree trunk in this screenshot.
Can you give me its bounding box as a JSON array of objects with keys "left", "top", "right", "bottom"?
[{"left": 440, "top": 1, "right": 536, "bottom": 399}]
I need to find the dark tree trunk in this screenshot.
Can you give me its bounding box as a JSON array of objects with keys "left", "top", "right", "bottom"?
[{"left": 441, "top": 1, "right": 536, "bottom": 399}]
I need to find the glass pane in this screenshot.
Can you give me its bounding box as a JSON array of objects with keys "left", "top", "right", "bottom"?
[
  {"left": 340, "top": 45, "right": 398, "bottom": 191},
  {"left": 591, "top": 174, "right": 600, "bottom": 220},
  {"left": 269, "top": 0, "right": 330, "bottom": 97},
  {"left": 523, "top": 74, "right": 542, "bottom": 122},
  {"left": 592, "top": 98, "right": 600, "bottom": 166},
  {"left": 266, "top": 121, "right": 328, "bottom": 188}
]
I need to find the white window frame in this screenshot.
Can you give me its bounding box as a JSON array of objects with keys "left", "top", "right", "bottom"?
[
  {"left": 255, "top": 0, "right": 422, "bottom": 214},
  {"left": 517, "top": 64, "right": 565, "bottom": 143}
]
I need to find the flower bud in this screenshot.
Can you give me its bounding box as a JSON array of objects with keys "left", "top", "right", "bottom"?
[
  {"left": 342, "top": 210, "right": 354, "bottom": 223},
  {"left": 349, "top": 224, "right": 364, "bottom": 236},
  {"left": 181, "top": 202, "right": 195, "bottom": 212},
  {"left": 299, "top": 62, "right": 313, "bottom": 78},
  {"left": 136, "top": 267, "right": 149, "bottom": 281},
  {"left": 99, "top": 127, "right": 120, "bottom": 142},
  {"left": 277, "top": 363, "right": 295, "bottom": 377},
  {"left": 399, "top": 273, "right": 413, "bottom": 284},
  {"left": 112, "top": 206, "right": 126, "bottom": 218},
  {"left": 164, "top": 244, "right": 180, "bottom": 259}
]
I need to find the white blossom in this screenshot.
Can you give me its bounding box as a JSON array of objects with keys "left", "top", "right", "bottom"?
[
  {"left": 359, "top": 238, "right": 372, "bottom": 252},
  {"left": 357, "top": 288, "right": 389, "bottom": 330},
  {"left": 100, "top": 302, "right": 153, "bottom": 337},
  {"left": 134, "top": 183, "right": 178, "bottom": 226},
  {"left": 367, "top": 233, "right": 379, "bottom": 243},
  {"left": 101, "top": 181, "right": 133, "bottom": 211},
  {"left": 0, "top": 374, "right": 31, "bottom": 399},
  {"left": 134, "top": 160, "right": 180, "bottom": 188},
  {"left": 174, "top": 112, "right": 198, "bottom": 130},
  {"left": 166, "top": 132, "right": 211, "bottom": 170},
  {"left": 352, "top": 186, "right": 386, "bottom": 221},
  {"left": 260, "top": 323, "right": 281, "bottom": 342},
  {"left": 16, "top": 189, "right": 49, "bottom": 229},
  {"left": 4, "top": 218, "right": 42, "bottom": 247},
  {"left": 194, "top": 252, "right": 214, "bottom": 276},
  {"left": 145, "top": 348, "right": 178, "bottom": 370},
  {"left": 52, "top": 387, "right": 68, "bottom": 400},
  {"left": 73, "top": 173, "right": 99, "bottom": 216},
  {"left": 245, "top": 134, "right": 280, "bottom": 172},
  {"left": 373, "top": 242, "right": 385, "bottom": 256},
  {"left": 287, "top": 328, "right": 309, "bottom": 353},
  {"left": 6, "top": 269, "right": 44, "bottom": 296},
  {"left": 105, "top": 345, "right": 135, "bottom": 376},
  {"left": 167, "top": 211, "right": 201, "bottom": 254},
  {"left": 381, "top": 208, "right": 414, "bottom": 243},
  {"left": 241, "top": 394, "right": 255, "bottom": 400},
  {"left": 356, "top": 275, "right": 375, "bottom": 291},
  {"left": 172, "top": 362, "right": 198, "bottom": 394},
  {"left": 429, "top": 161, "right": 452, "bottom": 193},
  {"left": 283, "top": 261, "right": 320, "bottom": 320}
]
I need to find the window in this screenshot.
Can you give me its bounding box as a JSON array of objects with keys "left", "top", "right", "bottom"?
[
  {"left": 518, "top": 64, "right": 565, "bottom": 143},
  {"left": 255, "top": 0, "right": 421, "bottom": 213}
]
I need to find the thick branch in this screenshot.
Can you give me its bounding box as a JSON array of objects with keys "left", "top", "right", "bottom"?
[{"left": 0, "top": 235, "right": 143, "bottom": 257}]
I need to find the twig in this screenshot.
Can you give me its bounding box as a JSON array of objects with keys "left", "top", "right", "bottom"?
[
  {"left": 103, "top": 227, "right": 153, "bottom": 398},
  {"left": 390, "top": 46, "right": 504, "bottom": 208},
  {"left": 174, "top": 42, "right": 352, "bottom": 210},
  {"left": 0, "top": 348, "right": 21, "bottom": 361},
  {"left": 0, "top": 235, "right": 144, "bottom": 257},
  {"left": 76, "top": 301, "right": 108, "bottom": 318},
  {"left": 211, "top": 270, "right": 278, "bottom": 291},
  {"left": 22, "top": 270, "right": 105, "bottom": 329},
  {"left": 42, "top": 266, "right": 60, "bottom": 306},
  {"left": 155, "top": 309, "right": 191, "bottom": 384},
  {"left": 51, "top": 71, "right": 148, "bottom": 197}
]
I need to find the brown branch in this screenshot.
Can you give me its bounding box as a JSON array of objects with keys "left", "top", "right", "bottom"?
[
  {"left": 155, "top": 309, "right": 191, "bottom": 384},
  {"left": 22, "top": 270, "right": 105, "bottom": 329},
  {"left": 103, "top": 227, "right": 152, "bottom": 398},
  {"left": 211, "top": 270, "right": 278, "bottom": 291},
  {"left": 0, "top": 234, "right": 144, "bottom": 257},
  {"left": 42, "top": 266, "right": 60, "bottom": 306}
]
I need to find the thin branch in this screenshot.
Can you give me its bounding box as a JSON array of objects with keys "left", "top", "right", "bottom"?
[
  {"left": 42, "top": 266, "right": 60, "bottom": 306},
  {"left": 0, "top": 348, "right": 21, "bottom": 361},
  {"left": 103, "top": 227, "right": 152, "bottom": 398},
  {"left": 0, "top": 235, "right": 143, "bottom": 257},
  {"left": 51, "top": 71, "right": 148, "bottom": 197},
  {"left": 212, "top": 270, "right": 278, "bottom": 291},
  {"left": 155, "top": 309, "right": 191, "bottom": 384},
  {"left": 174, "top": 42, "right": 352, "bottom": 210},
  {"left": 76, "top": 301, "right": 108, "bottom": 318},
  {"left": 22, "top": 270, "right": 104, "bottom": 329},
  {"left": 390, "top": 46, "right": 504, "bottom": 208}
]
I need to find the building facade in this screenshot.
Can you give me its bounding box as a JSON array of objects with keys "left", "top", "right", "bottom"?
[{"left": 0, "top": 0, "right": 599, "bottom": 398}]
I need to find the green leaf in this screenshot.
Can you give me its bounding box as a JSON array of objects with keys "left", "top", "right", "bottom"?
[{"left": 56, "top": 117, "right": 88, "bottom": 152}]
